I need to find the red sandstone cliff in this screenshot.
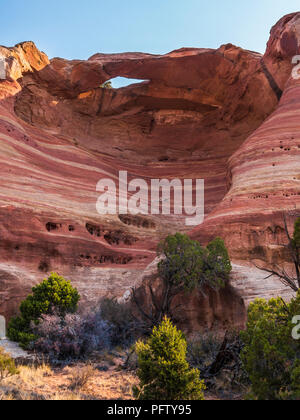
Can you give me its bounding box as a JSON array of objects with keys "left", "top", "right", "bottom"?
[
  {"left": 191, "top": 13, "right": 300, "bottom": 264},
  {"left": 0, "top": 13, "right": 299, "bottom": 328}
]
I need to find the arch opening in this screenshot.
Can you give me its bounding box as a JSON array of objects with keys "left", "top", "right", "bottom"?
[{"left": 102, "top": 77, "right": 149, "bottom": 89}]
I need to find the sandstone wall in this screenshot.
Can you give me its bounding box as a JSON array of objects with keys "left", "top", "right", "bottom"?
[{"left": 0, "top": 14, "right": 299, "bottom": 329}]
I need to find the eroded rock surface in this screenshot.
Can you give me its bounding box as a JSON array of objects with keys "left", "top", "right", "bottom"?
[
  {"left": 191, "top": 13, "right": 300, "bottom": 265},
  {"left": 0, "top": 14, "right": 299, "bottom": 329}
]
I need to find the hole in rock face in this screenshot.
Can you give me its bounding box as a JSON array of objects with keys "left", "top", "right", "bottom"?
[
  {"left": 86, "top": 223, "right": 103, "bottom": 237},
  {"left": 250, "top": 246, "right": 267, "bottom": 259},
  {"left": 85, "top": 223, "right": 137, "bottom": 246},
  {"left": 46, "top": 222, "right": 62, "bottom": 232},
  {"left": 119, "top": 214, "right": 156, "bottom": 229},
  {"left": 104, "top": 230, "right": 137, "bottom": 246},
  {"left": 103, "top": 77, "right": 149, "bottom": 89},
  {"left": 158, "top": 156, "right": 170, "bottom": 162},
  {"left": 39, "top": 261, "right": 49, "bottom": 272},
  {"left": 79, "top": 254, "right": 132, "bottom": 265}
]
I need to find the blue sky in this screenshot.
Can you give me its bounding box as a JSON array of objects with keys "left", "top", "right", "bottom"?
[{"left": 0, "top": 1, "right": 299, "bottom": 87}]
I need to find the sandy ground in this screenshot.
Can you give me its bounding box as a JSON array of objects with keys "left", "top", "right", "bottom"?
[
  {"left": 0, "top": 340, "right": 243, "bottom": 400},
  {"left": 0, "top": 362, "right": 138, "bottom": 400},
  {"left": 0, "top": 339, "right": 138, "bottom": 400}
]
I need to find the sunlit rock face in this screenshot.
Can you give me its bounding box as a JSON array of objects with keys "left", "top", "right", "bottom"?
[
  {"left": 0, "top": 14, "right": 299, "bottom": 328},
  {"left": 191, "top": 12, "right": 300, "bottom": 266}
]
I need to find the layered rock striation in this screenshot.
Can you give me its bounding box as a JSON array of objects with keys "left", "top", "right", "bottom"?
[
  {"left": 0, "top": 13, "right": 299, "bottom": 326},
  {"left": 191, "top": 13, "right": 300, "bottom": 266}
]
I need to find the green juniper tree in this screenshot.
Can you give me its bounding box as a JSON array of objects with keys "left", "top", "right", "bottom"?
[
  {"left": 8, "top": 273, "right": 80, "bottom": 348},
  {"left": 241, "top": 291, "right": 300, "bottom": 400},
  {"left": 133, "top": 317, "right": 205, "bottom": 400},
  {"left": 132, "top": 233, "right": 231, "bottom": 326}
]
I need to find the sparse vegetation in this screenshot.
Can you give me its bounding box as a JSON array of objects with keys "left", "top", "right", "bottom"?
[
  {"left": 0, "top": 348, "right": 19, "bottom": 382},
  {"left": 0, "top": 362, "right": 137, "bottom": 400},
  {"left": 187, "top": 331, "right": 249, "bottom": 397},
  {"left": 100, "top": 298, "right": 146, "bottom": 348},
  {"left": 68, "top": 364, "right": 95, "bottom": 391},
  {"left": 101, "top": 81, "right": 113, "bottom": 89},
  {"left": 32, "top": 311, "right": 112, "bottom": 363},
  {"left": 3, "top": 228, "right": 298, "bottom": 401}
]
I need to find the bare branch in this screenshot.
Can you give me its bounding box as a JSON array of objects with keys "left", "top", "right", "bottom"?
[
  {"left": 254, "top": 214, "right": 300, "bottom": 293},
  {"left": 255, "top": 264, "right": 298, "bottom": 293}
]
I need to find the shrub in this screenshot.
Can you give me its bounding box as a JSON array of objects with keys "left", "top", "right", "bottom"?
[
  {"left": 158, "top": 234, "right": 231, "bottom": 293},
  {"left": 100, "top": 298, "right": 145, "bottom": 348},
  {"left": 187, "top": 332, "right": 223, "bottom": 370},
  {"left": 241, "top": 292, "right": 300, "bottom": 400},
  {"left": 0, "top": 348, "right": 19, "bottom": 382},
  {"left": 187, "top": 332, "right": 248, "bottom": 394},
  {"left": 133, "top": 317, "right": 205, "bottom": 400},
  {"left": 68, "top": 365, "right": 95, "bottom": 390},
  {"left": 123, "top": 345, "right": 139, "bottom": 371},
  {"left": 206, "top": 237, "right": 232, "bottom": 285},
  {"left": 7, "top": 316, "right": 36, "bottom": 349},
  {"left": 101, "top": 81, "right": 112, "bottom": 89},
  {"left": 33, "top": 310, "right": 112, "bottom": 362},
  {"left": 20, "top": 272, "right": 80, "bottom": 320},
  {"left": 8, "top": 273, "right": 80, "bottom": 348}
]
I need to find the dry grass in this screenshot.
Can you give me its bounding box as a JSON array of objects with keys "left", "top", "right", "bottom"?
[
  {"left": 0, "top": 361, "right": 243, "bottom": 401},
  {"left": 68, "top": 364, "right": 95, "bottom": 391},
  {"left": 0, "top": 361, "right": 138, "bottom": 400}
]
